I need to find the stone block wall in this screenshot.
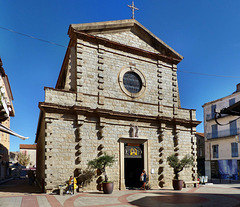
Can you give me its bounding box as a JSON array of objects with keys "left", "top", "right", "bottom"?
[
  {"left": 74, "top": 35, "right": 181, "bottom": 116},
  {"left": 41, "top": 109, "right": 196, "bottom": 191},
  {"left": 44, "top": 113, "right": 76, "bottom": 192},
  {"left": 96, "top": 31, "right": 159, "bottom": 54}
]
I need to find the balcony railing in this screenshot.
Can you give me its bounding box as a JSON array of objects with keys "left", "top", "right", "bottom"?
[
  {"left": 206, "top": 113, "right": 215, "bottom": 121},
  {"left": 206, "top": 113, "right": 227, "bottom": 121},
  {"left": 206, "top": 128, "right": 240, "bottom": 139}
]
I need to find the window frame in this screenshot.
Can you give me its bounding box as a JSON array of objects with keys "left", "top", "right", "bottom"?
[
  {"left": 212, "top": 144, "right": 219, "bottom": 158},
  {"left": 231, "top": 142, "right": 238, "bottom": 157},
  {"left": 118, "top": 67, "right": 146, "bottom": 98},
  {"left": 211, "top": 124, "right": 218, "bottom": 138}
]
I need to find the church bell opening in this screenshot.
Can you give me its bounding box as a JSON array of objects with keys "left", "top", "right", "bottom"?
[{"left": 124, "top": 143, "right": 144, "bottom": 188}]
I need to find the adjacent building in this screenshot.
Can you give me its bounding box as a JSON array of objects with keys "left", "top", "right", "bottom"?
[
  {"left": 20, "top": 144, "right": 37, "bottom": 168},
  {"left": 35, "top": 19, "right": 200, "bottom": 192},
  {"left": 203, "top": 84, "right": 240, "bottom": 180},
  {"left": 0, "top": 58, "right": 15, "bottom": 180}
]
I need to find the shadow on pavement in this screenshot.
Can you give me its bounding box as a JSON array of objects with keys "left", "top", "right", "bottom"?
[
  {"left": 129, "top": 191, "right": 240, "bottom": 207},
  {"left": 0, "top": 178, "right": 42, "bottom": 194}
]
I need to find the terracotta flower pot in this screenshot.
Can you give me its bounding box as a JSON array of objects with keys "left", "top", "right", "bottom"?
[
  {"left": 102, "top": 182, "right": 114, "bottom": 194},
  {"left": 172, "top": 179, "right": 183, "bottom": 190}
]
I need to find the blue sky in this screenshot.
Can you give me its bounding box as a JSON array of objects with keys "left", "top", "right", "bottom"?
[{"left": 1, "top": 0, "right": 240, "bottom": 151}]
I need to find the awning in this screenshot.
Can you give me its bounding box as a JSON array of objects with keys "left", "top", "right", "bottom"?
[{"left": 0, "top": 123, "right": 28, "bottom": 140}]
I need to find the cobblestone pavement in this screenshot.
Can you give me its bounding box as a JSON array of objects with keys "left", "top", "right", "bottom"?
[{"left": 1, "top": 179, "right": 240, "bottom": 207}]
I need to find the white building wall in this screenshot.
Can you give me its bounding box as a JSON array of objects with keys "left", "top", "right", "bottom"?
[{"left": 203, "top": 87, "right": 240, "bottom": 179}]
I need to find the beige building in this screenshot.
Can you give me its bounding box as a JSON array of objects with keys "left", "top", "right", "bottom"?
[
  {"left": 35, "top": 19, "right": 200, "bottom": 193},
  {"left": 203, "top": 84, "right": 240, "bottom": 180},
  {"left": 0, "top": 58, "right": 15, "bottom": 180},
  {"left": 19, "top": 144, "right": 37, "bottom": 168}
]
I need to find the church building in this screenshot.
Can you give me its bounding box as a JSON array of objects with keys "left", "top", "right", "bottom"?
[{"left": 35, "top": 19, "right": 200, "bottom": 192}]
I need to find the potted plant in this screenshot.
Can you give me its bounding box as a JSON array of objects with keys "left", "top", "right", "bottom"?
[
  {"left": 167, "top": 154, "right": 194, "bottom": 190},
  {"left": 88, "top": 153, "right": 115, "bottom": 194}
]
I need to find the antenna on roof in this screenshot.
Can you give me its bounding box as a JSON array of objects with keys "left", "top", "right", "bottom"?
[{"left": 128, "top": 1, "right": 139, "bottom": 19}]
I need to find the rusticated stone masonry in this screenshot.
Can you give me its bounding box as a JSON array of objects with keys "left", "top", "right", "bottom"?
[
  {"left": 98, "top": 44, "right": 105, "bottom": 105},
  {"left": 174, "top": 127, "right": 180, "bottom": 157},
  {"left": 158, "top": 122, "right": 165, "bottom": 188},
  {"left": 76, "top": 40, "right": 84, "bottom": 102},
  {"left": 191, "top": 134, "right": 198, "bottom": 180},
  {"left": 74, "top": 115, "right": 85, "bottom": 178},
  {"left": 157, "top": 60, "right": 163, "bottom": 113},
  {"left": 97, "top": 117, "right": 106, "bottom": 157},
  {"left": 172, "top": 65, "right": 178, "bottom": 115}
]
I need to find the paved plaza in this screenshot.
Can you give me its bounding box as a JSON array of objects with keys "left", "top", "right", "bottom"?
[{"left": 1, "top": 179, "right": 240, "bottom": 207}]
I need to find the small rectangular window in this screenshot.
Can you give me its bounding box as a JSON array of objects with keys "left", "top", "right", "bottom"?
[
  {"left": 212, "top": 124, "right": 218, "bottom": 138},
  {"left": 211, "top": 104, "right": 216, "bottom": 119},
  {"left": 230, "top": 120, "right": 237, "bottom": 136},
  {"left": 212, "top": 145, "right": 219, "bottom": 158},
  {"left": 229, "top": 98, "right": 235, "bottom": 106},
  {"left": 231, "top": 142, "right": 238, "bottom": 157}
]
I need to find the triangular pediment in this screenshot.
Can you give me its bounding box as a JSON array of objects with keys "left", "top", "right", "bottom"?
[{"left": 68, "top": 19, "right": 183, "bottom": 61}]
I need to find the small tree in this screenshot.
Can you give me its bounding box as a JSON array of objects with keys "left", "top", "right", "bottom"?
[
  {"left": 167, "top": 154, "right": 194, "bottom": 180},
  {"left": 17, "top": 152, "right": 30, "bottom": 167},
  {"left": 88, "top": 153, "right": 115, "bottom": 182}
]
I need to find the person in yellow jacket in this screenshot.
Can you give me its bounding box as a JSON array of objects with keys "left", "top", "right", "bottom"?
[{"left": 67, "top": 176, "right": 77, "bottom": 195}]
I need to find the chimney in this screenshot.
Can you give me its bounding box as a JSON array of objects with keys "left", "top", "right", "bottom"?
[{"left": 237, "top": 83, "right": 240, "bottom": 92}]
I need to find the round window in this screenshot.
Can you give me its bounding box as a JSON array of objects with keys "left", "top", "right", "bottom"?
[
  {"left": 123, "top": 72, "right": 142, "bottom": 93},
  {"left": 118, "top": 67, "right": 146, "bottom": 98}
]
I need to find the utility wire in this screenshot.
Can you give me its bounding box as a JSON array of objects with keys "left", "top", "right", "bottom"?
[
  {"left": 1, "top": 25, "right": 240, "bottom": 79},
  {"left": 0, "top": 26, "right": 67, "bottom": 48},
  {"left": 178, "top": 70, "right": 240, "bottom": 79}
]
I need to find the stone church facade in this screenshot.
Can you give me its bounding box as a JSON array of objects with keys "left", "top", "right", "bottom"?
[{"left": 35, "top": 19, "right": 200, "bottom": 192}]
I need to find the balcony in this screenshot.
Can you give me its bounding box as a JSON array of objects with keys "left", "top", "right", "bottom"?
[
  {"left": 206, "top": 128, "right": 240, "bottom": 139},
  {"left": 206, "top": 113, "right": 215, "bottom": 121},
  {"left": 206, "top": 113, "right": 227, "bottom": 121}
]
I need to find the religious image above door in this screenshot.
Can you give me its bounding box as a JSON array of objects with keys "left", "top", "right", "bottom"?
[
  {"left": 118, "top": 66, "right": 146, "bottom": 98},
  {"left": 125, "top": 143, "right": 142, "bottom": 158}
]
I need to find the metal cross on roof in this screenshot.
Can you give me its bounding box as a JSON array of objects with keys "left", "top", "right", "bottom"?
[{"left": 128, "top": 1, "right": 139, "bottom": 19}]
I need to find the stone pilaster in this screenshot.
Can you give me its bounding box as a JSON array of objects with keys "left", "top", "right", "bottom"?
[
  {"left": 76, "top": 40, "right": 84, "bottom": 102},
  {"left": 191, "top": 132, "right": 198, "bottom": 180},
  {"left": 44, "top": 117, "right": 54, "bottom": 192},
  {"left": 98, "top": 45, "right": 105, "bottom": 105},
  {"left": 158, "top": 122, "right": 165, "bottom": 188},
  {"left": 157, "top": 60, "right": 163, "bottom": 113},
  {"left": 173, "top": 127, "right": 180, "bottom": 156},
  {"left": 172, "top": 65, "right": 178, "bottom": 115},
  {"left": 97, "top": 117, "right": 106, "bottom": 156},
  {"left": 75, "top": 115, "right": 85, "bottom": 175}
]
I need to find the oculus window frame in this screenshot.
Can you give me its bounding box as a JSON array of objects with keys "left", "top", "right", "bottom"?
[{"left": 118, "top": 67, "right": 146, "bottom": 98}]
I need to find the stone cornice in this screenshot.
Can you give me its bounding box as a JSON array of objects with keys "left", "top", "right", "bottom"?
[
  {"left": 38, "top": 102, "right": 201, "bottom": 127},
  {"left": 42, "top": 87, "right": 196, "bottom": 112}
]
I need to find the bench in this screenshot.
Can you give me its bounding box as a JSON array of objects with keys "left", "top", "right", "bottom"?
[{"left": 183, "top": 181, "right": 199, "bottom": 188}]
